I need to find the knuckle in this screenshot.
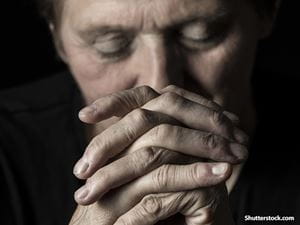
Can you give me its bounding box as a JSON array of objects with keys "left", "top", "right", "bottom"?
[
  {"left": 165, "top": 84, "right": 179, "bottom": 90},
  {"left": 139, "top": 85, "right": 155, "bottom": 95},
  {"left": 201, "top": 133, "right": 220, "bottom": 150},
  {"left": 138, "top": 85, "right": 157, "bottom": 100},
  {"left": 123, "top": 126, "right": 137, "bottom": 143},
  {"left": 131, "top": 108, "right": 156, "bottom": 125},
  {"left": 140, "top": 195, "right": 162, "bottom": 217},
  {"left": 135, "top": 147, "right": 165, "bottom": 170},
  {"left": 115, "top": 217, "right": 132, "bottom": 225},
  {"left": 164, "top": 85, "right": 181, "bottom": 93},
  {"left": 152, "top": 164, "right": 172, "bottom": 189},
  {"left": 69, "top": 206, "right": 89, "bottom": 225},
  {"left": 154, "top": 124, "right": 172, "bottom": 140},
  {"left": 132, "top": 108, "right": 148, "bottom": 120},
  {"left": 160, "top": 92, "right": 190, "bottom": 111},
  {"left": 201, "top": 133, "right": 229, "bottom": 159},
  {"left": 90, "top": 169, "right": 109, "bottom": 189},
  {"left": 211, "top": 110, "right": 227, "bottom": 127},
  {"left": 86, "top": 138, "right": 105, "bottom": 162},
  {"left": 89, "top": 136, "right": 102, "bottom": 151},
  {"left": 130, "top": 148, "right": 155, "bottom": 172},
  {"left": 205, "top": 100, "right": 221, "bottom": 111},
  {"left": 210, "top": 110, "right": 234, "bottom": 139},
  {"left": 123, "top": 109, "right": 153, "bottom": 142},
  {"left": 111, "top": 92, "right": 132, "bottom": 111},
  {"left": 161, "top": 92, "right": 180, "bottom": 104}
]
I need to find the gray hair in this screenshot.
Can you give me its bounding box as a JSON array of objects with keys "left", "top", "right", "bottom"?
[{"left": 35, "top": 0, "right": 279, "bottom": 24}]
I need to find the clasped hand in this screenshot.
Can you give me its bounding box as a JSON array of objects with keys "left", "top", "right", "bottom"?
[{"left": 69, "top": 85, "right": 248, "bottom": 225}]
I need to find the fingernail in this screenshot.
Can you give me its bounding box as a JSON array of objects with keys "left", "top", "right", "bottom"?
[
  {"left": 230, "top": 143, "right": 248, "bottom": 161},
  {"left": 212, "top": 163, "right": 228, "bottom": 175},
  {"left": 75, "top": 186, "right": 89, "bottom": 201},
  {"left": 79, "top": 105, "right": 96, "bottom": 118},
  {"left": 74, "top": 159, "right": 89, "bottom": 176},
  {"left": 233, "top": 128, "right": 249, "bottom": 144}
]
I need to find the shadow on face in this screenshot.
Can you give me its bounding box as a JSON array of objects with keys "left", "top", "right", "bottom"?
[{"left": 54, "top": 0, "right": 274, "bottom": 115}]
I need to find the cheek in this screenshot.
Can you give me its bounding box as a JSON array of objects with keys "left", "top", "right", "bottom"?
[
  {"left": 186, "top": 4, "right": 260, "bottom": 99},
  {"left": 187, "top": 24, "right": 257, "bottom": 97},
  {"left": 63, "top": 44, "right": 138, "bottom": 104}
]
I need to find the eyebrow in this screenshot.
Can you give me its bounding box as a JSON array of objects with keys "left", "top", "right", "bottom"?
[
  {"left": 76, "top": 7, "right": 232, "bottom": 42},
  {"left": 78, "top": 26, "right": 135, "bottom": 43},
  {"left": 171, "top": 9, "right": 232, "bottom": 30}
]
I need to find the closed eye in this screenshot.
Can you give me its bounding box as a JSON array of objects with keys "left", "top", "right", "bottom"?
[
  {"left": 177, "top": 17, "right": 232, "bottom": 51},
  {"left": 93, "top": 33, "right": 132, "bottom": 59}
]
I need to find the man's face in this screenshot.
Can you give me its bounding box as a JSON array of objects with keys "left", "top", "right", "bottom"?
[{"left": 58, "top": 0, "right": 261, "bottom": 112}]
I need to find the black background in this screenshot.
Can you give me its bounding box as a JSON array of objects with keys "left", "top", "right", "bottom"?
[
  {"left": 1, "top": 2, "right": 300, "bottom": 223},
  {"left": 1, "top": 0, "right": 299, "bottom": 90}
]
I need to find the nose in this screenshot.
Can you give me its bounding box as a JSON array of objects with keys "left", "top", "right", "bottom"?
[{"left": 134, "top": 34, "right": 184, "bottom": 91}]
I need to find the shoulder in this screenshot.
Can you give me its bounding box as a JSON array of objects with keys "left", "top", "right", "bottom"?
[
  {"left": 0, "top": 72, "right": 83, "bottom": 225},
  {"left": 0, "top": 71, "right": 79, "bottom": 113},
  {"left": 0, "top": 71, "right": 80, "bottom": 113},
  {"left": 0, "top": 71, "right": 84, "bottom": 149}
]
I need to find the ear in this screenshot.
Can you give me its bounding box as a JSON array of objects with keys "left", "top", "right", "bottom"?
[
  {"left": 259, "top": 0, "right": 281, "bottom": 39},
  {"left": 49, "top": 23, "right": 68, "bottom": 63}
]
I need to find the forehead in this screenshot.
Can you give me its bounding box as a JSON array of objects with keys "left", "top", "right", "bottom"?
[{"left": 63, "top": 0, "right": 236, "bottom": 32}]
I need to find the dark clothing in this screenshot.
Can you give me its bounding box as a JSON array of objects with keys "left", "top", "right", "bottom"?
[
  {"left": 230, "top": 73, "right": 300, "bottom": 224},
  {"left": 0, "top": 71, "right": 299, "bottom": 225},
  {"left": 0, "top": 73, "right": 85, "bottom": 225}
]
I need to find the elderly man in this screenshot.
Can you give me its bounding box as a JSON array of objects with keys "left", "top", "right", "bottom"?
[{"left": 1, "top": 0, "right": 298, "bottom": 225}]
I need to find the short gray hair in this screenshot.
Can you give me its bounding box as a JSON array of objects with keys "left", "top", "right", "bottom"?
[{"left": 35, "top": 0, "right": 279, "bottom": 24}]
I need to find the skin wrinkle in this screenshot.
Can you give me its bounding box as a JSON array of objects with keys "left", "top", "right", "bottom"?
[
  {"left": 68, "top": 0, "right": 230, "bottom": 33},
  {"left": 48, "top": 0, "right": 279, "bottom": 223},
  {"left": 58, "top": 1, "right": 260, "bottom": 173},
  {"left": 60, "top": 0, "right": 258, "bottom": 112},
  {"left": 62, "top": 0, "right": 259, "bottom": 170},
  {"left": 37, "top": 0, "right": 276, "bottom": 24}
]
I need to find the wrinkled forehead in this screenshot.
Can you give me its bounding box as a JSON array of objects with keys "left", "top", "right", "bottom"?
[{"left": 62, "top": 0, "right": 237, "bottom": 32}]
